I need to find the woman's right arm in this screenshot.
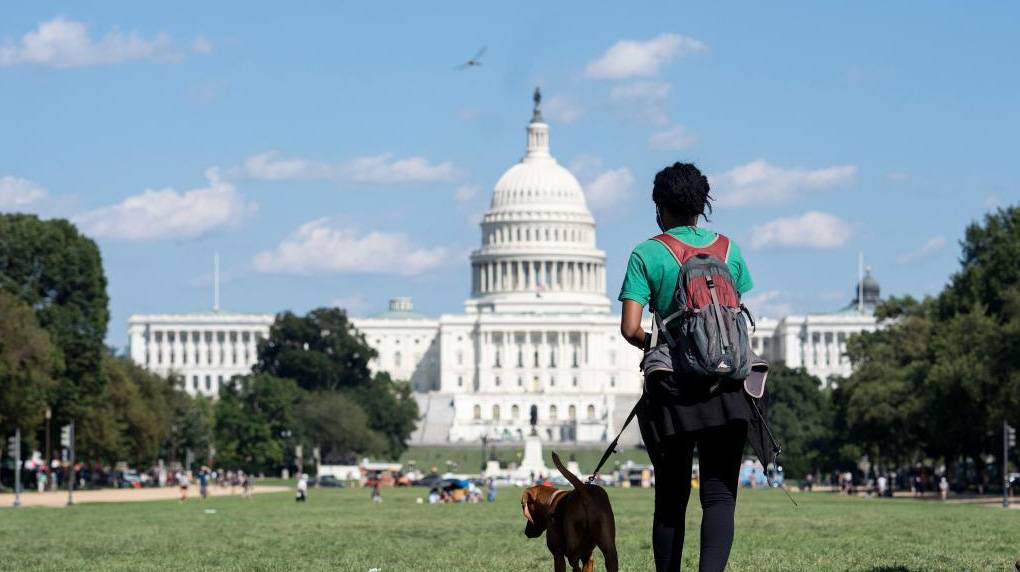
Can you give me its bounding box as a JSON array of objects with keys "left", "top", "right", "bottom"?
[{"left": 620, "top": 299, "right": 648, "bottom": 350}]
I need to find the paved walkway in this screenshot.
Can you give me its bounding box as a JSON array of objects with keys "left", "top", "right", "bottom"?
[{"left": 0, "top": 485, "right": 289, "bottom": 508}]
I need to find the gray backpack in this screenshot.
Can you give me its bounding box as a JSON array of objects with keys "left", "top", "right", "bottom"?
[{"left": 652, "top": 233, "right": 754, "bottom": 381}]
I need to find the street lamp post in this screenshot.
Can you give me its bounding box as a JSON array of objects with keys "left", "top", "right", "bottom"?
[{"left": 44, "top": 407, "right": 51, "bottom": 488}]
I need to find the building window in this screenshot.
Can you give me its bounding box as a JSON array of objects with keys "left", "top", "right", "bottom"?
[
  {"left": 457, "top": 376, "right": 464, "bottom": 387},
  {"left": 517, "top": 348, "right": 524, "bottom": 368},
  {"left": 492, "top": 405, "right": 501, "bottom": 421},
  {"left": 191, "top": 375, "right": 198, "bottom": 392},
  {"left": 568, "top": 405, "right": 576, "bottom": 420},
  {"left": 587, "top": 404, "right": 595, "bottom": 420},
  {"left": 572, "top": 347, "right": 579, "bottom": 368},
  {"left": 205, "top": 375, "right": 212, "bottom": 391},
  {"left": 473, "top": 404, "right": 481, "bottom": 420},
  {"left": 511, "top": 405, "right": 520, "bottom": 419},
  {"left": 549, "top": 376, "right": 555, "bottom": 387},
  {"left": 549, "top": 405, "right": 558, "bottom": 421},
  {"left": 533, "top": 349, "right": 539, "bottom": 367},
  {"left": 394, "top": 351, "right": 402, "bottom": 367},
  {"left": 495, "top": 376, "right": 501, "bottom": 387},
  {"left": 610, "top": 376, "right": 616, "bottom": 388},
  {"left": 456, "top": 351, "right": 464, "bottom": 365},
  {"left": 494, "top": 348, "right": 502, "bottom": 368},
  {"left": 572, "top": 376, "right": 578, "bottom": 387},
  {"left": 609, "top": 351, "right": 617, "bottom": 366},
  {"left": 549, "top": 350, "right": 556, "bottom": 367},
  {"left": 517, "top": 377, "right": 523, "bottom": 387}
]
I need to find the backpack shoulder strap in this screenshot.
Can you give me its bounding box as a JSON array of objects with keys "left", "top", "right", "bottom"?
[
  {"left": 652, "top": 232, "right": 731, "bottom": 265},
  {"left": 651, "top": 233, "right": 689, "bottom": 266}
]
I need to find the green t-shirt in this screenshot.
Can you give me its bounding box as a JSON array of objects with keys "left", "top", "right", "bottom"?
[{"left": 618, "top": 226, "right": 754, "bottom": 316}]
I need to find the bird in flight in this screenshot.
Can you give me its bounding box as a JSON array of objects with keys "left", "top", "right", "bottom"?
[{"left": 456, "top": 46, "right": 487, "bottom": 70}]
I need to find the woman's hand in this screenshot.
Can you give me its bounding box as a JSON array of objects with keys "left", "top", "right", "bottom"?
[{"left": 620, "top": 299, "right": 649, "bottom": 350}]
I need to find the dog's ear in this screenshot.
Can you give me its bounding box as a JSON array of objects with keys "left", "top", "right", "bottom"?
[{"left": 521, "top": 489, "right": 534, "bottom": 523}]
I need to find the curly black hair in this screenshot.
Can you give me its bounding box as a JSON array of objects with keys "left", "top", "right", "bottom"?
[{"left": 652, "top": 162, "right": 713, "bottom": 222}]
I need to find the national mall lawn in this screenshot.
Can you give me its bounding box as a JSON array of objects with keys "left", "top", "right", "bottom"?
[{"left": 1, "top": 486, "right": 1017, "bottom": 571}]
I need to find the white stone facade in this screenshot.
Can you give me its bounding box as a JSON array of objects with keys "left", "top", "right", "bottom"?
[{"left": 128, "top": 312, "right": 274, "bottom": 396}]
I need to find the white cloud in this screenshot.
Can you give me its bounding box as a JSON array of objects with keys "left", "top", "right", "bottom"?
[
  {"left": 454, "top": 184, "right": 480, "bottom": 202},
  {"left": 0, "top": 16, "right": 201, "bottom": 68},
  {"left": 712, "top": 159, "right": 857, "bottom": 207},
  {"left": 649, "top": 124, "right": 698, "bottom": 150},
  {"left": 749, "top": 211, "right": 853, "bottom": 250},
  {"left": 233, "top": 151, "right": 462, "bottom": 185},
  {"left": 253, "top": 218, "right": 449, "bottom": 276},
  {"left": 0, "top": 176, "right": 48, "bottom": 208},
  {"left": 584, "top": 34, "right": 706, "bottom": 80},
  {"left": 742, "top": 290, "right": 795, "bottom": 321},
  {"left": 543, "top": 96, "right": 583, "bottom": 124},
  {"left": 584, "top": 168, "right": 635, "bottom": 211},
  {"left": 191, "top": 36, "right": 213, "bottom": 54},
  {"left": 341, "top": 154, "right": 461, "bottom": 184},
  {"left": 609, "top": 81, "right": 671, "bottom": 125},
  {"left": 75, "top": 168, "right": 255, "bottom": 240},
  {"left": 330, "top": 294, "right": 370, "bottom": 316},
  {"left": 896, "top": 235, "right": 947, "bottom": 264}
]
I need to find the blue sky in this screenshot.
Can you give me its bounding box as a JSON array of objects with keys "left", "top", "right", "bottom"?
[{"left": 2, "top": 2, "right": 1017, "bottom": 349}]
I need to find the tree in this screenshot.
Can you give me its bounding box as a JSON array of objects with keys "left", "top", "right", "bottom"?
[
  {"left": 842, "top": 299, "right": 932, "bottom": 470},
  {"left": 297, "top": 392, "right": 388, "bottom": 464},
  {"left": 351, "top": 372, "right": 420, "bottom": 460},
  {"left": 255, "top": 308, "right": 375, "bottom": 392},
  {"left": 940, "top": 206, "right": 1020, "bottom": 320},
  {"left": 763, "top": 364, "right": 833, "bottom": 478},
  {"left": 254, "top": 307, "right": 419, "bottom": 459},
  {"left": 0, "top": 214, "right": 109, "bottom": 425},
  {"left": 214, "top": 374, "right": 301, "bottom": 473},
  {"left": 0, "top": 291, "right": 60, "bottom": 451}
]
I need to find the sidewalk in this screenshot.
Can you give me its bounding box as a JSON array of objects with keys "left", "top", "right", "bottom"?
[{"left": 0, "top": 485, "right": 289, "bottom": 508}]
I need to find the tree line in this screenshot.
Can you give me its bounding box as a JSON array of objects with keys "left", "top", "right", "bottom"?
[
  {"left": 766, "top": 206, "right": 1020, "bottom": 488},
  {"left": 0, "top": 214, "right": 418, "bottom": 479}
]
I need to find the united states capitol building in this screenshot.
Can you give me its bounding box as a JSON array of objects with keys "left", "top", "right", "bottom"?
[{"left": 127, "top": 90, "right": 883, "bottom": 445}]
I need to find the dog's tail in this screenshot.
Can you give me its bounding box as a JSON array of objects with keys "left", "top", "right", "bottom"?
[{"left": 551, "top": 452, "right": 585, "bottom": 490}]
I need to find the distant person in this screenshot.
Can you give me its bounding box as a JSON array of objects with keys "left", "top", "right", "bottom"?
[
  {"left": 199, "top": 469, "right": 210, "bottom": 499},
  {"left": 177, "top": 470, "right": 191, "bottom": 502},
  {"left": 877, "top": 474, "right": 888, "bottom": 497},
  {"left": 486, "top": 479, "right": 497, "bottom": 503},
  {"left": 619, "top": 163, "right": 756, "bottom": 572},
  {"left": 371, "top": 482, "right": 382, "bottom": 504},
  {"left": 428, "top": 488, "right": 440, "bottom": 504},
  {"left": 939, "top": 476, "right": 949, "bottom": 501},
  {"left": 296, "top": 474, "right": 308, "bottom": 502},
  {"left": 37, "top": 470, "right": 47, "bottom": 493},
  {"left": 242, "top": 473, "right": 254, "bottom": 500}
]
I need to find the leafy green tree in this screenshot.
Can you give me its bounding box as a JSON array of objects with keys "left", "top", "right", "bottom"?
[
  {"left": 350, "top": 372, "right": 420, "bottom": 459},
  {"left": 214, "top": 374, "right": 301, "bottom": 473},
  {"left": 0, "top": 291, "right": 61, "bottom": 451},
  {"left": 167, "top": 389, "right": 215, "bottom": 467},
  {"left": 0, "top": 214, "right": 109, "bottom": 425},
  {"left": 254, "top": 307, "right": 419, "bottom": 459},
  {"left": 297, "top": 392, "right": 388, "bottom": 464},
  {"left": 255, "top": 308, "right": 375, "bottom": 391},
  {"left": 763, "top": 364, "right": 833, "bottom": 478},
  {"left": 940, "top": 206, "right": 1020, "bottom": 320},
  {"left": 842, "top": 299, "right": 932, "bottom": 470}
]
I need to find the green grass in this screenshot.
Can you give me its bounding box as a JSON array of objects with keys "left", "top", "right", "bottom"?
[
  {"left": 1, "top": 487, "right": 1018, "bottom": 571},
  {"left": 400, "top": 445, "right": 651, "bottom": 474}
]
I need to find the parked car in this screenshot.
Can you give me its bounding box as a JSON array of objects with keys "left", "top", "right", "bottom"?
[{"left": 315, "top": 475, "right": 346, "bottom": 488}]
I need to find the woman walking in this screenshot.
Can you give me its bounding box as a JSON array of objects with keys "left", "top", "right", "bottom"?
[{"left": 618, "top": 163, "right": 755, "bottom": 571}]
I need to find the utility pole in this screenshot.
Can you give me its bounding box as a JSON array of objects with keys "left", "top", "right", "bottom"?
[
  {"left": 8, "top": 429, "right": 21, "bottom": 508},
  {"left": 1005, "top": 421, "right": 1016, "bottom": 509},
  {"left": 61, "top": 422, "right": 75, "bottom": 506},
  {"left": 44, "top": 407, "right": 51, "bottom": 488}
]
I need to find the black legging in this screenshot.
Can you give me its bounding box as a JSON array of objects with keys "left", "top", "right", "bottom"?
[{"left": 650, "top": 421, "right": 746, "bottom": 572}]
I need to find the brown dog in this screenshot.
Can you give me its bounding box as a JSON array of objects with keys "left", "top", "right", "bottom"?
[{"left": 521, "top": 452, "right": 619, "bottom": 572}]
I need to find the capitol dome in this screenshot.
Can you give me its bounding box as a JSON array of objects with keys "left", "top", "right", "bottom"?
[{"left": 466, "top": 88, "right": 609, "bottom": 315}]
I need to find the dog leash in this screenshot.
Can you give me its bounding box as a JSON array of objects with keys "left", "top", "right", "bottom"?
[{"left": 587, "top": 401, "right": 641, "bottom": 484}]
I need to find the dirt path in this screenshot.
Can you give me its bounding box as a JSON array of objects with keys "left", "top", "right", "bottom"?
[{"left": 0, "top": 485, "right": 289, "bottom": 508}]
